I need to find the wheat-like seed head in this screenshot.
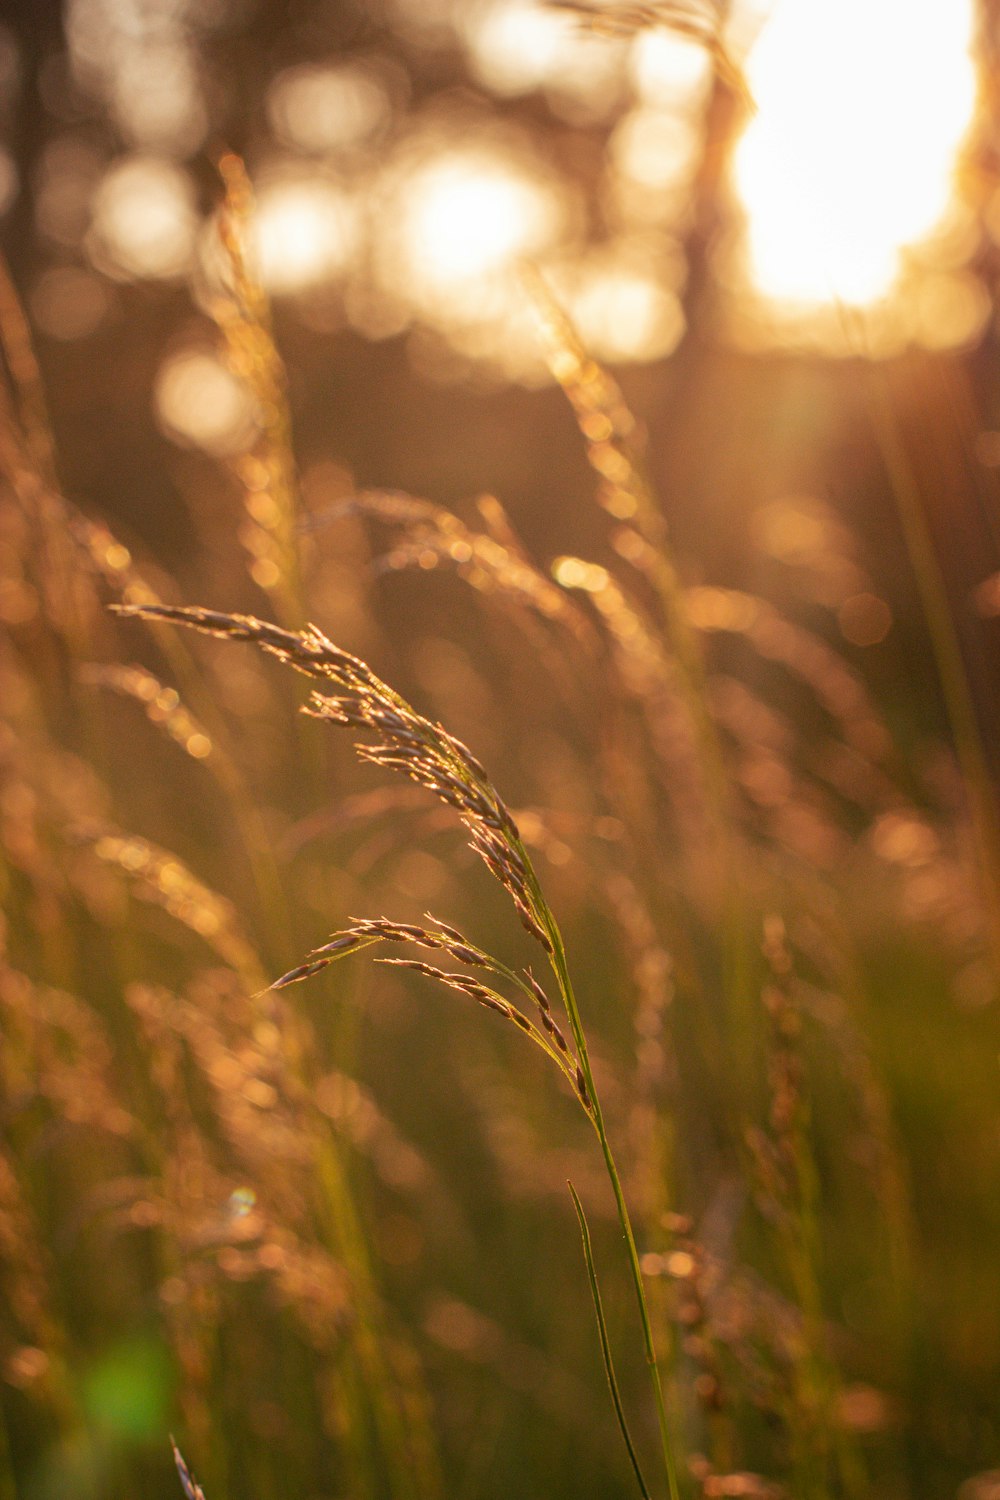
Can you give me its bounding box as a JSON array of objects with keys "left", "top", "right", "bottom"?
[
  {"left": 266, "top": 913, "right": 584, "bottom": 1100},
  {"left": 113, "top": 604, "right": 591, "bottom": 1109},
  {"left": 113, "top": 604, "right": 554, "bottom": 952}
]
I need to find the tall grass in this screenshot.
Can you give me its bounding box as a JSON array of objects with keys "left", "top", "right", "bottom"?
[{"left": 1, "top": 147, "right": 999, "bottom": 1500}]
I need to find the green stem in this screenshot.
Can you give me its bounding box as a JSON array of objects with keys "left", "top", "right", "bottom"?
[
  {"left": 544, "top": 918, "right": 683, "bottom": 1500},
  {"left": 569, "top": 1180, "right": 652, "bottom": 1500}
]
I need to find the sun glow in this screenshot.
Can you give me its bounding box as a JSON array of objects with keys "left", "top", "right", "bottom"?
[
  {"left": 398, "top": 151, "right": 559, "bottom": 290},
  {"left": 380, "top": 140, "right": 567, "bottom": 332},
  {"left": 733, "top": 0, "right": 977, "bottom": 312},
  {"left": 251, "top": 175, "right": 360, "bottom": 294}
]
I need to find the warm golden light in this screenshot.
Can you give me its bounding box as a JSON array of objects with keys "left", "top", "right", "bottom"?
[
  {"left": 88, "top": 155, "right": 198, "bottom": 280},
  {"left": 252, "top": 175, "right": 360, "bottom": 295},
  {"left": 611, "top": 107, "right": 700, "bottom": 195},
  {"left": 409, "top": 155, "right": 555, "bottom": 284},
  {"left": 266, "top": 64, "right": 390, "bottom": 154},
  {"left": 733, "top": 0, "right": 977, "bottom": 310},
  {"left": 628, "top": 27, "right": 712, "bottom": 112},
  {"left": 384, "top": 143, "right": 565, "bottom": 318},
  {"left": 459, "top": 0, "right": 626, "bottom": 120},
  {"left": 66, "top": 0, "right": 209, "bottom": 156},
  {"left": 154, "top": 349, "right": 257, "bottom": 455},
  {"left": 108, "top": 40, "right": 207, "bottom": 154},
  {"left": 565, "top": 252, "right": 685, "bottom": 363},
  {"left": 459, "top": 1, "right": 568, "bottom": 96}
]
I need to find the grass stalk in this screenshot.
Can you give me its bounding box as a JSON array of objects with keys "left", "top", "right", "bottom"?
[
  {"left": 542, "top": 914, "right": 683, "bottom": 1500},
  {"left": 569, "top": 1180, "right": 653, "bottom": 1500}
]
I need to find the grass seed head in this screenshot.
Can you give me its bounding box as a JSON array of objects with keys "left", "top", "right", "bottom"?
[{"left": 116, "top": 605, "right": 554, "bottom": 958}]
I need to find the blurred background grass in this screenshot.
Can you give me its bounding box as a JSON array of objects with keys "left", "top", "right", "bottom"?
[{"left": 1, "top": 2, "right": 1000, "bottom": 1498}]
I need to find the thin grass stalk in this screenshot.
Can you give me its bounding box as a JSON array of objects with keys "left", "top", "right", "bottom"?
[
  {"left": 2, "top": 267, "right": 428, "bottom": 1498},
  {"left": 314, "top": 1129, "right": 439, "bottom": 1500},
  {"left": 212, "top": 153, "right": 332, "bottom": 801},
  {"left": 793, "top": 901, "right": 914, "bottom": 1366},
  {"left": 551, "top": 1, "right": 752, "bottom": 107},
  {"left": 752, "top": 920, "right": 865, "bottom": 1500},
  {"left": 297, "top": 1003, "right": 443, "bottom": 1500},
  {"left": 245, "top": 928, "right": 444, "bottom": 1490},
  {"left": 0, "top": 262, "right": 96, "bottom": 677},
  {"left": 542, "top": 916, "right": 683, "bottom": 1500},
  {"left": 140, "top": 630, "right": 295, "bottom": 965},
  {"left": 460, "top": 782, "right": 679, "bottom": 1484},
  {"left": 173, "top": 1439, "right": 208, "bottom": 1500},
  {"left": 569, "top": 1180, "right": 652, "bottom": 1500}
]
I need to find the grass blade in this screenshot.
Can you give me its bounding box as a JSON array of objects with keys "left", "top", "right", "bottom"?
[{"left": 568, "top": 1181, "right": 652, "bottom": 1500}]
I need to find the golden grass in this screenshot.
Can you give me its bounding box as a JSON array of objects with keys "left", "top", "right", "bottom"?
[{"left": 0, "top": 152, "right": 997, "bottom": 1500}]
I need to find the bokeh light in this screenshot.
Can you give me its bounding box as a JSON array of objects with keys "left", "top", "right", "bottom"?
[
  {"left": 22, "top": 0, "right": 994, "bottom": 375},
  {"left": 610, "top": 107, "right": 701, "bottom": 195},
  {"left": 459, "top": 0, "right": 572, "bottom": 96},
  {"left": 373, "top": 131, "right": 575, "bottom": 372},
  {"left": 251, "top": 172, "right": 361, "bottom": 296},
  {"left": 911, "top": 270, "right": 990, "bottom": 353},
  {"left": 393, "top": 145, "right": 562, "bottom": 295},
  {"left": 459, "top": 0, "right": 627, "bottom": 121},
  {"left": 732, "top": 0, "right": 977, "bottom": 333},
  {"left": 266, "top": 63, "right": 393, "bottom": 155},
  {"left": 556, "top": 239, "right": 686, "bottom": 363},
  {"left": 66, "top": 0, "right": 211, "bottom": 156},
  {"left": 6, "top": 6, "right": 1000, "bottom": 1498},
  {"left": 88, "top": 155, "right": 198, "bottom": 280},
  {"left": 838, "top": 592, "right": 893, "bottom": 647},
  {"left": 106, "top": 39, "right": 207, "bottom": 155},
  {"left": 154, "top": 348, "right": 257, "bottom": 455},
  {"left": 628, "top": 26, "right": 713, "bottom": 111}
]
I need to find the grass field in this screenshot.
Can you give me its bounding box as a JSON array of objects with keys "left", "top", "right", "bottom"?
[{"left": 2, "top": 8, "right": 1000, "bottom": 1498}]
